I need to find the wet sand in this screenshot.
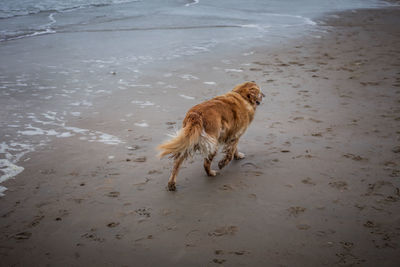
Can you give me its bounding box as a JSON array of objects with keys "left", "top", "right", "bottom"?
[{"left": 1, "top": 7, "right": 400, "bottom": 267}]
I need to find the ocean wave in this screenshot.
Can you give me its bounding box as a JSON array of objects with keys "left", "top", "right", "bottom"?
[
  {"left": 0, "top": 28, "right": 56, "bottom": 42},
  {"left": 264, "top": 13, "right": 317, "bottom": 26},
  {"left": 57, "top": 24, "right": 241, "bottom": 34},
  {"left": 185, "top": 0, "right": 200, "bottom": 7},
  {"left": 0, "top": 0, "right": 141, "bottom": 19},
  {"left": 0, "top": 11, "right": 57, "bottom": 42}
]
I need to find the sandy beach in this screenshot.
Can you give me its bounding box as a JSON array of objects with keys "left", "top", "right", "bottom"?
[{"left": 1, "top": 5, "right": 400, "bottom": 267}]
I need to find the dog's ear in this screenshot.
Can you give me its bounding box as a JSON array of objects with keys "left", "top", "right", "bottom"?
[
  {"left": 233, "top": 81, "right": 256, "bottom": 95},
  {"left": 233, "top": 82, "right": 261, "bottom": 106},
  {"left": 246, "top": 87, "right": 259, "bottom": 106}
]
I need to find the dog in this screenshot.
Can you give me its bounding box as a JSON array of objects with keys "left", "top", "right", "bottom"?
[{"left": 158, "top": 81, "right": 264, "bottom": 191}]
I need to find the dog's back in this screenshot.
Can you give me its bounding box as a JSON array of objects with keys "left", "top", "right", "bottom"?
[{"left": 159, "top": 91, "right": 251, "bottom": 159}]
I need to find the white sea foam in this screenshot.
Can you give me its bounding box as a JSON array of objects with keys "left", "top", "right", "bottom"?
[
  {"left": 181, "top": 74, "right": 199, "bottom": 80},
  {"left": 0, "top": 160, "right": 24, "bottom": 196},
  {"left": 266, "top": 13, "right": 317, "bottom": 26},
  {"left": 37, "top": 86, "right": 57, "bottom": 90},
  {"left": 192, "top": 46, "right": 209, "bottom": 51},
  {"left": 239, "top": 24, "right": 268, "bottom": 31},
  {"left": 18, "top": 125, "right": 46, "bottom": 136},
  {"left": 95, "top": 90, "right": 111, "bottom": 94},
  {"left": 0, "top": 142, "right": 34, "bottom": 197},
  {"left": 94, "top": 132, "right": 123, "bottom": 145},
  {"left": 179, "top": 94, "right": 195, "bottom": 100},
  {"left": 131, "top": 100, "right": 155, "bottom": 107},
  {"left": 16, "top": 113, "right": 124, "bottom": 147},
  {"left": 70, "top": 112, "right": 81, "bottom": 117},
  {"left": 64, "top": 126, "right": 88, "bottom": 134},
  {"left": 0, "top": 186, "right": 7, "bottom": 196},
  {"left": 56, "top": 132, "right": 74, "bottom": 138},
  {"left": 243, "top": 51, "right": 255, "bottom": 56},
  {"left": 134, "top": 122, "right": 149, "bottom": 127},
  {"left": 70, "top": 100, "right": 92, "bottom": 107},
  {"left": 185, "top": 0, "right": 199, "bottom": 7},
  {"left": 225, "top": 69, "right": 243, "bottom": 73},
  {"left": 203, "top": 81, "right": 216, "bottom": 85},
  {"left": 130, "top": 84, "right": 152, "bottom": 88}
]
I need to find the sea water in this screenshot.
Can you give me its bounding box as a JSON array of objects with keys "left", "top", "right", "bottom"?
[{"left": 0, "top": 0, "right": 395, "bottom": 195}]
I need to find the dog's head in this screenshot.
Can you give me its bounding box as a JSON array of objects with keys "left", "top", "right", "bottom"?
[{"left": 233, "top": 81, "right": 264, "bottom": 109}]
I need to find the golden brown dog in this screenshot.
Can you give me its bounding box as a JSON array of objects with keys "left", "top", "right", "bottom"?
[{"left": 158, "top": 81, "right": 264, "bottom": 191}]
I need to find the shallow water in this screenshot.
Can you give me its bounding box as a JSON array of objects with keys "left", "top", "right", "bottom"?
[{"left": 0, "top": 0, "right": 395, "bottom": 194}]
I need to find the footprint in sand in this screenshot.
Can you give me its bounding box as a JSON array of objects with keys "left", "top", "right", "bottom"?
[
  {"left": 287, "top": 206, "right": 306, "bottom": 217},
  {"left": 134, "top": 235, "right": 153, "bottom": 243},
  {"left": 219, "top": 184, "right": 234, "bottom": 191},
  {"left": 311, "top": 132, "right": 323, "bottom": 137},
  {"left": 29, "top": 215, "right": 44, "bottom": 227},
  {"left": 208, "top": 225, "right": 238, "bottom": 237},
  {"left": 343, "top": 153, "right": 368, "bottom": 161},
  {"left": 131, "top": 156, "right": 146, "bottom": 162},
  {"left": 245, "top": 170, "right": 263, "bottom": 177},
  {"left": 135, "top": 208, "right": 151, "bottom": 218},
  {"left": 148, "top": 169, "right": 162, "bottom": 174},
  {"left": 212, "top": 259, "right": 226, "bottom": 264},
  {"left": 329, "top": 181, "right": 348, "bottom": 191},
  {"left": 215, "top": 249, "right": 250, "bottom": 256},
  {"left": 392, "top": 146, "right": 400, "bottom": 153},
  {"left": 302, "top": 177, "right": 316, "bottom": 186},
  {"left": 13, "top": 231, "right": 32, "bottom": 240},
  {"left": 81, "top": 228, "right": 105, "bottom": 242},
  {"left": 366, "top": 181, "right": 399, "bottom": 202},
  {"left": 292, "top": 116, "right": 304, "bottom": 121},
  {"left": 363, "top": 220, "right": 377, "bottom": 228},
  {"left": 296, "top": 224, "right": 311, "bottom": 230},
  {"left": 309, "top": 118, "right": 323, "bottom": 123},
  {"left": 106, "top": 191, "right": 120, "bottom": 198},
  {"left": 54, "top": 209, "right": 69, "bottom": 222},
  {"left": 40, "top": 169, "right": 56, "bottom": 175},
  {"left": 340, "top": 241, "right": 354, "bottom": 250},
  {"left": 107, "top": 222, "right": 120, "bottom": 228},
  {"left": 389, "top": 169, "right": 400, "bottom": 178},
  {"left": 316, "top": 229, "right": 336, "bottom": 237}
]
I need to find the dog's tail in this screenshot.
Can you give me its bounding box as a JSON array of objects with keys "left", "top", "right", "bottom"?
[{"left": 158, "top": 113, "right": 203, "bottom": 158}]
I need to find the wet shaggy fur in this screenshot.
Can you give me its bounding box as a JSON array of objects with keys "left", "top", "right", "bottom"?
[{"left": 158, "top": 81, "right": 264, "bottom": 191}]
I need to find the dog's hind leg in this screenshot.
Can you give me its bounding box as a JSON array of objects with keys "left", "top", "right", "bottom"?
[
  {"left": 218, "top": 139, "right": 239, "bottom": 169},
  {"left": 204, "top": 152, "right": 218, "bottom": 176},
  {"left": 168, "top": 155, "right": 184, "bottom": 191}
]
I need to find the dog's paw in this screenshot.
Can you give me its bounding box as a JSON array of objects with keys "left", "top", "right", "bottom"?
[
  {"left": 208, "top": 170, "right": 219, "bottom": 177},
  {"left": 167, "top": 182, "right": 176, "bottom": 191},
  {"left": 234, "top": 152, "right": 245, "bottom": 160},
  {"left": 218, "top": 160, "right": 227, "bottom": 170}
]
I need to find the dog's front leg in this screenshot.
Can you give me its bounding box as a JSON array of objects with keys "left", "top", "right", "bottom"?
[
  {"left": 168, "top": 156, "right": 184, "bottom": 191},
  {"left": 218, "top": 139, "right": 239, "bottom": 169}
]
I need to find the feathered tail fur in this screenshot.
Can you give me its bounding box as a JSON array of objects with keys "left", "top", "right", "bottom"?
[{"left": 158, "top": 114, "right": 204, "bottom": 159}]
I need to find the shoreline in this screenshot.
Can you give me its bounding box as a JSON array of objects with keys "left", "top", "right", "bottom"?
[{"left": 1, "top": 6, "right": 400, "bottom": 266}]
